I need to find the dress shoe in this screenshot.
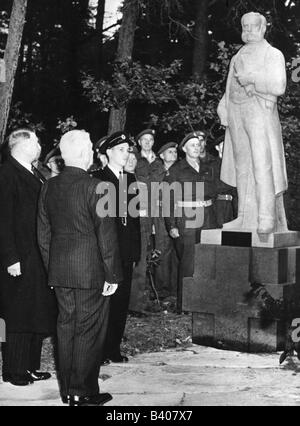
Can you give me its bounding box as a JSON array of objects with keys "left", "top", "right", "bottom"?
[
  {"left": 100, "top": 359, "right": 111, "bottom": 366},
  {"left": 69, "top": 393, "right": 113, "bottom": 407},
  {"left": 27, "top": 371, "right": 52, "bottom": 381},
  {"left": 3, "top": 373, "right": 34, "bottom": 386},
  {"left": 109, "top": 354, "right": 129, "bottom": 363}
]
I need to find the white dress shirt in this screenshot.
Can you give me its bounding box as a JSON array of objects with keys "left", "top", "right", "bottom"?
[
  {"left": 13, "top": 157, "right": 34, "bottom": 174},
  {"left": 108, "top": 164, "right": 124, "bottom": 180}
]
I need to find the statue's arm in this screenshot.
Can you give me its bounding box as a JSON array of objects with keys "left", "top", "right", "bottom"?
[
  {"left": 217, "top": 94, "right": 228, "bottom": 127},
  {"left": 253, "top": 48, "right": 286, "bottom": 97}
]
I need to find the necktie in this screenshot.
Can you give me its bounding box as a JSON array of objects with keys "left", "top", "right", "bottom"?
[
  {"left": 31, "top": 165, "right": 46, "bottom": 183},
  {"left": 119, "top": 171, "right": 127, "bottom": 226}
]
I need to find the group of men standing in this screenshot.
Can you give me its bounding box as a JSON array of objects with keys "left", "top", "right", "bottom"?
[
  {"left": 91, "top": 128, "right": 237, "bottom": 314},
  {"left": 0, "top": 125, "right": 236, "bottom": 406}
]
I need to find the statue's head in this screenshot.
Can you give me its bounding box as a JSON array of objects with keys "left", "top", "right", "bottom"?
[{"left": 241, "top": 12, "right": 267, "bottom": 44}]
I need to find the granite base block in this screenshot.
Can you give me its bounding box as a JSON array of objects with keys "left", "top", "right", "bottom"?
[{"left": 184, "top": 243, "right": 300, "bottom": 353}]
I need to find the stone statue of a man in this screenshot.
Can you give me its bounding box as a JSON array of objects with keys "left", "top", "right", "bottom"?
[{"left": 217, "top": 12, "right": 288, "bottom": 234}]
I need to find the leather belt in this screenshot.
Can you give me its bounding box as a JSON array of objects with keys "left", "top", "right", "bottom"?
[
  {"left": 217, "top": 194, "right": 233, "bottom": 201},
  {"left": 177, "top": 199, "right": 213, "bottom": 208}
]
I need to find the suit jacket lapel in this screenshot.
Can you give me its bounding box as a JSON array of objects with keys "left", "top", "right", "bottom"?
[
  {"left": 9, "top": 157, "right": 42, "bottom": 192},
  {"left": 103, "top": 166, "right": 120, "bottom": 188}
]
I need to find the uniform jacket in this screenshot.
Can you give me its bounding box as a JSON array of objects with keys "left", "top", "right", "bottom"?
[
  {"left": 135, "top": 152, "right": 163, "bottom": 186},
  {"left": 135, "top": 152, "right": 164, "bottom": 233},
  {"left": 200, "top": 153, "right": 237, "bottom": 227},
  {"left": 164, "top": 158, "right": 218, "bottom": 235},
  {"left": 37, "top": 167, "right": 123, "bottom": 289},
  {"left": 0, "top": 156, "right": 57, "bottom": 334},
  {"left": 94, "top": 167, "right": 141, "bottom": 263}
]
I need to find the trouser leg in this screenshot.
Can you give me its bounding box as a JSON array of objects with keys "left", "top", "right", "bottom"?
[
  {"left": 28, "top": 334, "right": 44, "bottom": 372},
  {"left": 105, "top": 262, "right": 133, "bottom": 358},
  {"left": 130, "top": 219, "right": 152, "bottom": 312},
  {"left": 68, "top": 289, "right": 109, "bottom": 397},
  {"left": 154, "top": 217, "right": 177, "bottom": 298},
  {"left": 55, "top": 288, "right": 76, "bottom": 397},
  {"left": 175, "top": 231, "right": 196, "bottom": 313},
  {"left": 2, "top": 333, "right": 32, "bottom": 375}
]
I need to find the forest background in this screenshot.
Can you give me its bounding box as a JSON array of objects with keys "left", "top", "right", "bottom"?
[{"left": 0, "top": 0, "right": 299, "bottom": 227}]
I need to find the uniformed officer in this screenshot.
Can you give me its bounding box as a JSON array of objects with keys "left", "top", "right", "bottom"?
[
  {"left": 89, "top": 136, "right": 108, "bottom": 176},
  {"left": 130, "top": 129, "right": 163, "bottom": 313},
  {"left": 94, "top": 131, "right": 141, "bottom": 363},
  {"left": 124, "top": 145, "right": 138, "bottom": 174},
  {"left": 153, "top": 142, "right": 179, "bottom": 299},
  {"left": 164, "top": 131, "right": 218, "bottom": 312},
  {"left": 135, "top": 129, "right": 159, "bottom": 180},
  {"left": 198, "top": 134, "right": 238, "bottom": 227}
]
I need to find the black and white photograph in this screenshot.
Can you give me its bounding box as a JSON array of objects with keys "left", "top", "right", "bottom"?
[{"left": 0, "top": 0, "right": 299, "bottom": 408}]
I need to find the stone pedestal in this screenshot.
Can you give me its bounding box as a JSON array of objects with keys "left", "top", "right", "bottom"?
[
  {"left": 201, "top": 229, "right": 300, "bottom": 248},
  {"left": 182, "top": 236, "right": 300, "bottom": 352}
]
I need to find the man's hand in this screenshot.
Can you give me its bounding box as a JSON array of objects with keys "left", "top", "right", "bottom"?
[
  {"left": 7, "top": 262, "right": 21, "bottom": 277},
  {"left": 235, "top": 72, "right": 255, "bottom": 87},
  {"left": 102, "top": 282, "right": 118, "bottom": 297},
  {"left": 169, "top": 228, "right": 180, "bottom": 239}
]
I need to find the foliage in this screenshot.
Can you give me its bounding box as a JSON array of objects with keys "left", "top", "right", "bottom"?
[
  {"left": 1, "top": 0, "right": 298, "bottom": 140},
  {"left": 146, "top": 248, "right": 162, "bottom": 306},
  {"left": 81, "top": 41, "right": 238, "bottom": 140},
  {"left": 56, "top": 116, "right": 78, "bottom": 135},
  {"left": 0, "top": 1, "right": 299, "bottom": 227},
  {"left": 81, "top": 60, "right": 182, "bottom": 110},
  {"left": 245, "top": 281, "right": 300, "bottom": 328},
  {"left": 7, "top": 101, "right": 44, "bottom": 133},
  {"left": 279, "top": 64, "right": 300, "bottom": 230}
]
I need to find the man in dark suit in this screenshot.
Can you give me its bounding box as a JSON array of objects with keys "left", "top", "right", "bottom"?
[
  {"left": 94, "top": 132, "right": 141, "bottom": 363},
  {"left": 0, "top": 129, "right": 57, "bottom": 387},
  {"left": 38, "top": 130, "right": 123, "bottom": 406}
]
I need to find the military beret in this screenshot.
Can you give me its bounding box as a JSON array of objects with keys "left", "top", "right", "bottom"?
[
  {"left": 94, "top": 136, "right": 108, "bottom": 153},
  {"left": 100, "top": 131, "right": 133, "bottom": 154},
  {"left": 43, "top": 146, "right": 61, "bottom": 165},
  {"left": 179, "top": 131, "right": 206, "bottom": 150},
  {"left": 136, "top": 128, "right": 156, "bottom": 142},
  {"left": 157, "top": 142, "right": 178, "bottom": 156},
  {"left": 210, "top": 136, "right": 224, "bottom": 147}
]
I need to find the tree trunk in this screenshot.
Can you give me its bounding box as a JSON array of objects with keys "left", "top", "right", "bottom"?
[
  {"left": 192, "top": 0, "right": 209, "bottom": 81},
  {"left": 0, "top": 0, "right": 28, "bottom": 146},
  {"left": 96, "top": 0, "right": 105, "bottom": 77},
  {"left": 108, "top": 0, "right": 138, "bottom": 133},
  {"left": 96, "top": 0, "right": 105, "bottom": 35}
]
